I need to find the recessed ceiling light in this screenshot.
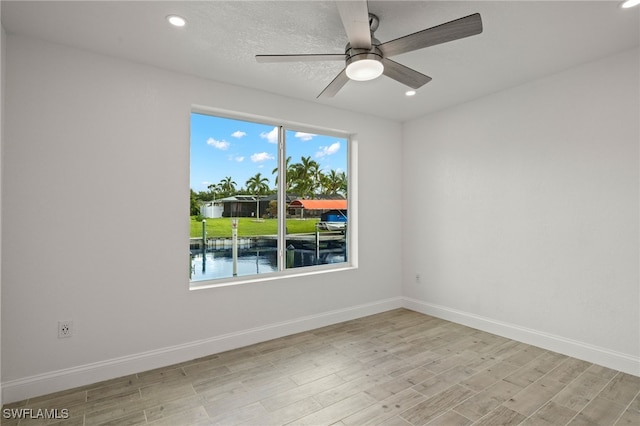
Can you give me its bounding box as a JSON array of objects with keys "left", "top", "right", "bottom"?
[
  {"left": 622, "top": 0, "right": 640, "bottom": 8},
  {"left": 167, "top": 15, "right": 186, "bottom": 27},
  {"left": 405, "top": 90, "right": 417, "bottom": 97}
]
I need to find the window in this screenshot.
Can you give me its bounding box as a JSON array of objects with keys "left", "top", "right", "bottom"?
[{"left": 189, "top": 110, "right": 352, "bottom": 286}]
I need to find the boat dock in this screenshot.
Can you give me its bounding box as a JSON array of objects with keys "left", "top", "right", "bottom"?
[{"left": 189, "top": 232, "right": 345, "bottom": 251}]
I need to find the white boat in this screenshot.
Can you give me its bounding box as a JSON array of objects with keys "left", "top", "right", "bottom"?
[{"left": 319, "top": 222, "right": 346, "bottom": 231}]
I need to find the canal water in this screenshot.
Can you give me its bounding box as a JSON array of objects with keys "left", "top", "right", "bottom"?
[{"left": 190, "top": 243, "right": 346, "bottom": 282}]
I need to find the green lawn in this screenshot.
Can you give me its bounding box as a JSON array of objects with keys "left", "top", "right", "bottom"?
[{"left": 190, "top": 217, "right": 320, "bottom": 238}]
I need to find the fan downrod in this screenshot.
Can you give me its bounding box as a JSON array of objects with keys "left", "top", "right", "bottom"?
[{"left": 368, "top": 13, "right": 379, "bottom": 33}]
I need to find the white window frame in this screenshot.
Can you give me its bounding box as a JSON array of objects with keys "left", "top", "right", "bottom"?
[{"left": 189, "top": 105, "right": 358, "bottom": 290}]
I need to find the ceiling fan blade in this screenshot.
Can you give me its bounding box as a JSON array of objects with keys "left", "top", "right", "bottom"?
[
  {"left": 379, "top": 13, "right": 483, "bottom": 57},
  {"left": 336, "top": 0, "right": 371, "bottom": 49},
  {"left": 381, "top": 58, "right": 432, "bottom": 89},
  {"left": 317, "top": 69, "right": 349, "bottom": 98},
  {"left": 256, "top": 54, "right": 345, "bottom": 63}
]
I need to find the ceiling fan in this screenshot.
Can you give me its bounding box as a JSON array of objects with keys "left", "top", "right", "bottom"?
[{"left": 255, "top": 1, "right": 483, "bottom": 98}]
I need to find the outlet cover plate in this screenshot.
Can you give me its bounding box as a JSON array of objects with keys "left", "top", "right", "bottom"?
[{"left": 58, "top": 320, "right": 73, "bottom": 338}]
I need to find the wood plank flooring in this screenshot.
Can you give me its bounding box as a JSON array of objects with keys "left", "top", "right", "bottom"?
[{"left": 2, "top": 309, "right": 639, "bottom": 425}]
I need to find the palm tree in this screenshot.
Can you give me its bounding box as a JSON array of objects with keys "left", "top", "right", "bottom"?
[
  {"left": 289, "top": 164, "right": 312, "bottom": 198},
  {"left": 324, "top": 170, "right": 345, "bottom": 195},
  {"left": 271, "top": 156, "right": 293, "bottom": 191},
  {"left": 337, "top": 171, "right": 348, "bottom": 196},
  {"left": 290, "top": 156, "right": 321, "bottom": 199},
  {"left": 245, "top": 173, "right": 270, "bottom": 219},
  {"left": 207, "top": 183, "right": 221, "bottom": 198},
  {"left": 218, "top": 176, "right": 237, "bottom": 196},
  {"left": 311, "top": 167, "right": 326, "bottom": 194},
  {"left": 246, "top": 172, "right": 270, "bottom": 195}
]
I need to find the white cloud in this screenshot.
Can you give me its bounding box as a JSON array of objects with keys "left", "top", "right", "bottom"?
[
  {"left": 260, "top": 127, "right": 279, "bottom": 143},
  {"left": 231, "top": 130, "right": 247, "bottom": 138},
  {"left": 295, "top": 132, "right": 316, "bottom": 141},
  {"left": 315, "top": 141, "right": 341, "bottom": 158},
  {"left": 227, "top": 155, "right": 245, "bottom": 162},
  {"left": 251, "top": 152, "right": 275, "bottom": 163},
  {"left": 207, "top": 137, "right": 230, "bottom": 150}
]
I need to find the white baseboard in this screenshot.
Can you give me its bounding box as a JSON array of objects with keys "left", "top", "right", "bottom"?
[
  {"left": 402, "top": 297, "right": 640, "bottom": 377},
  {"left": 5, "top": 295, "right": 636, "bottom": 404},
  {"left": 1, "top": 297, "right": 404, "bottom": 404}
]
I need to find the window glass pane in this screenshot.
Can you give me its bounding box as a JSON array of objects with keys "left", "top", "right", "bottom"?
[
  {"left": 190, "top": 113, "right": 278, "bottom": 281},
  {"left": 190, "top": 111, "right": 351, "bottom": 285},
  {"left": 284, "top": 129, "right": 348, "bottom": 269}
]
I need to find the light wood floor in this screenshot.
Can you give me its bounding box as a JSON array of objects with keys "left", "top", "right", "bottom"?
[{"left": 2, "top": 309, "right": 639, "bottom": 425}]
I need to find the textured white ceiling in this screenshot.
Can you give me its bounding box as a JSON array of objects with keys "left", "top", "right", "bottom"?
[{"left": 2, "top": 1, "right": 639, "bottom": 121}]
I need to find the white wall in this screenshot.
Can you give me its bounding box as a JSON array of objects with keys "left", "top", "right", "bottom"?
[
  {"left": 1, "top": 35, "right": 403, "bottom": 402},
  {"left": 200, "top": 203, "right": 223, "bottom": 219},
  {"left": 402, "top": 48, "right": 640, "bottom": 375}
]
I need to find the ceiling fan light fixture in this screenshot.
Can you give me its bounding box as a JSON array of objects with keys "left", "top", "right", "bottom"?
[
  {"left": 256, "top": 5, "right": 482, "bottom": 98},
  {"left": 622, "top": 0, "right": 640, "bottom": 7},
  {"left": 346, "top": 58, "right": 384, "bottom": 81}
]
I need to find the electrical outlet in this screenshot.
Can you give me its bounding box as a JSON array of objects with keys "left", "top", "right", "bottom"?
[{"left": 58, "top": 320, "right": 73, "bottom": 338}]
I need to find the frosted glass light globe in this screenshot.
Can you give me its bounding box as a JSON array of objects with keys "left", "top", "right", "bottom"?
[{"left": 346, "top": 59, "right": 384, "bottom": 81}]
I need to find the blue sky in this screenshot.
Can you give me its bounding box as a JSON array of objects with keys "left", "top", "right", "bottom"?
[{"left": 190, "top": 113, "right": 347, "bottom": 193}]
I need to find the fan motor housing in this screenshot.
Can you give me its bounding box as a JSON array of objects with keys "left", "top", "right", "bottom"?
[
  {"left": 345, "top": 46, "right": 383, "bottom": 66},
  {"left": 344, "top": 36, "right": 384, "bottom": 67}
]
